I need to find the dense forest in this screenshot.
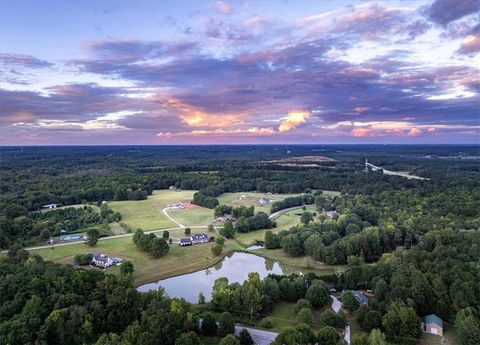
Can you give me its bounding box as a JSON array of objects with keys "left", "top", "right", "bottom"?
[
  {"left": 0, "top": 145, "right": 479, "bottom": 344},
  {"left": 1, "top": 145, "right": 479, "bottom": 248}
]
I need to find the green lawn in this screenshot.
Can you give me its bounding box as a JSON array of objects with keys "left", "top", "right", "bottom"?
[
  {"left": 260, "top": 301, "right": 332, "bottom": 333},
  {"left": 35, "top": 232, "right": 243, "bottom": 286},
  {"left": 109, "top": 190, "right": 198, "bottom": 231},
  {"left": 168, "top": 206, "right": 213, "bottom": 226}
]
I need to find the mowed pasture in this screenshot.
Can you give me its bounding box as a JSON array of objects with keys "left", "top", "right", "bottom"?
[
  {"left": 168, "top": 205, "right": 213, "bottom": 227},
  {"left": 35, "top": 230, "right": 243, "bottom": 286},
  {"left": 109, "top": 190, "right": 206, "bottom": 231}
]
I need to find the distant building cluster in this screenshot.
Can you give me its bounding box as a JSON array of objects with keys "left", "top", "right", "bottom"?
[
  {"left": 215, "top": 214, "right": 235, "bottom": 222},
  {"left": 258, "top": 197, "right": 272, "bottom": 204}
]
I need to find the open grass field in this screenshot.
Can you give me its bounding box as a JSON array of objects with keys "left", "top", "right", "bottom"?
[
  {"left": 35, "top": 231, "right": 243, "bottom": 286},
  {"left": 109, "top": 190, "right": 198, "bottom": 231},
  {"left": 217, "top": 192, "right": 302, "bottom": 213},
  {"left": 168, "top": 206, "right": 213, "bottom": 226},
  {"left": 234, "top": 205, "right": 316, "bottom": 247}
]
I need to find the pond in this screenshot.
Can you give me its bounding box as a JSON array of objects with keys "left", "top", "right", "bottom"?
[{"left": 137, "top": 252, "right": 299, "bottom": 303}]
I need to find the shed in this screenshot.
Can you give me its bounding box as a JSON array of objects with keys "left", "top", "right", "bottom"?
[{"left": 424, "top": 314, "right": 443, "bottom": 336}]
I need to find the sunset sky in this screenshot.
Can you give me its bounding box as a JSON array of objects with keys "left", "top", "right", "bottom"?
[{"left": 1, "top": 0, "right": 479, "bottom": 145}]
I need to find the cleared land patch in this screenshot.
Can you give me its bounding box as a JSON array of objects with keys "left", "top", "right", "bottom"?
[
  {"left": 109, "top": 190, "right": 198, "bottom": 231},
  {"left": 217, "top": 192, "right": 302, "bottom": 214}
]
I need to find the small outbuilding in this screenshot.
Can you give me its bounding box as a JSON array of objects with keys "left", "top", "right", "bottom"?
[
  {"left": 258, "top": 197, "right": 272, "bottom": 204},
  {"left": 423, "top": 314, "right": 443, "bottom": 336},
  {"left": 42, "top": 203, "right": 59, "bottom": 209}
]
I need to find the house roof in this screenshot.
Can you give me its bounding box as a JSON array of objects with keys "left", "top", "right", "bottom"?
[
  {"left": 191, "top": 233, "right": 208, "bottom": 240},
  {"left": 353, "top": 291, "right": 369, "bottom": 304},
  {"left": 425, "top": 314, "right": 443, "bottom": 328}
]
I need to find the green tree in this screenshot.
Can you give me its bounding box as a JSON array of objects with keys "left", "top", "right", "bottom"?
[
  {"left": 297, "top": 307, "right": 313, "bottom": 324},
  {"left": 455, "top": 308, "right": 480, "bottom": 345},
  {"left": 120, "top": 260, "right": 134, "bottom": 275},
  {"left": 351, "top": 333, "right": 369, "bottom": 345},
  {"left": 305, "top": 280, "right": 329, "bottom": 307},
  {"left": 319, "top": 309, "right": 346, "bottom": 329},
  {"left": 279, "top": 278, "right": 297, "bottom": 301},
  {"left": 212, "top": 243, "right": 223, "bottom": 256},
  {"left": 219, "top": 334, "right": 240, "bottom": 345},
  {"left": 218, "top": 312, "right": 235, "bottom": 337},
  {"left": 201, "top": 313, "right": 218, "bottom": 336},
  {"left": 216, "top": 236, "right": 225, "bottom": 246},
  {"left": 264, "top": 278, "right": 281, "bottom": 302},
  {"left": 368, "top": 329, "right": 387, "bottom": 345},
  {"left": 239, "top": 329, "right": 254, "bottom": 345},
  {"left": 175, "top": 332, "right": 201, "bottom": 345},
  {"left": 242, "top": 272, "right": 264, "bottom": 319},
  {"left": 295, "top": 299, "right": 312, "bottom": 313},
  {"left": 265, "top": 231, "right": 279, "bottom": 249},
  {"left": 184, "top": 228, "right": 191, "bottom": 235},
  {"left": 316, "top": 326, "right": 339, "bottom": 345},
  {"left": 281, "top": 234, "right": 302, "bottom": 257},
  {"left": 342, "top": 291, "right": 360, "bottom": 311},
  {"left": 162, "top": 231, "right": 169, "bottom": 239},
  {"left": 40, "top": 229, "right": 51, "bottom": 240},
  {"left": 86, "top": 228, "right": 99, "bottom": 247},
  {"left": 220, "top": 222, "right": 235, "bottom": 238},
  {"left": 382, "top": 301, "right": 420, "bottom": 342},
  {"left": 198, "top": 292, "right": 205, "bottom": 304},
  {"left": 301, "top": 212, "right": 314, "bottom": 224},
  {"left": 362, "top": 311, "right": 382, "bottom": 331},
  {"left": 148, "top": 237, "right": 169, "bottom": 258}
]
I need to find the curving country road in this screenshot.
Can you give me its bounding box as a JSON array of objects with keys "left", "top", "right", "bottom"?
[
  {"left": 0, "top": 225, "right": 210, "bottom": 254},
  {"left": 162, "top": 207, "right": 185, "bottom": 227},
  {"left": 269, "top": 205, "right": 309, "bottom": 220}
]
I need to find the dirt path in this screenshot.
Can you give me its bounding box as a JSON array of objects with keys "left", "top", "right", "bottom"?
[{"left": 162, "top": 207, "right": 185, "bottom": 227}]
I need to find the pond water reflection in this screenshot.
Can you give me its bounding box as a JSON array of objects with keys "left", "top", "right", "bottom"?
[{"left": 137, "top": 252, "right": 299, "bottom": 303}]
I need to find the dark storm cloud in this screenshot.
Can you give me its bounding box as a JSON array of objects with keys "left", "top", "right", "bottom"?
[{"left": 427, "top": 0, "right": 480, "bottom": 25}]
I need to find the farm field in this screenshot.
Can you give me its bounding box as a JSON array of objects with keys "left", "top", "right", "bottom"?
[
  {"left": 234, "top": 205, "right": 315, "bottom": 246},
  {"left": 109, "top": 189, "right": 198, "bottom": 231},
  {"left": 35, "top": 232, "right": 244, "bottom": 286}
]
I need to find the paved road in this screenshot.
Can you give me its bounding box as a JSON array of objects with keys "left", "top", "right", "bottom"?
[
  {"left": 344, "top": 325, "right": 351, "bottom": 345},
  {"left": 163, "top": 207, "right": 185, "bottom": 227},
  {"left": 269, "top": 205, "right": 307, "bottom": 220},
  {"left": 234, "top": 325, "right": 278, "bottom": 345},
  {"left": 330, "top": 294, "right": 350, "bottom": 345},
  {"left": 366, "top": 162, "right": 428, "bottom": 180}
]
